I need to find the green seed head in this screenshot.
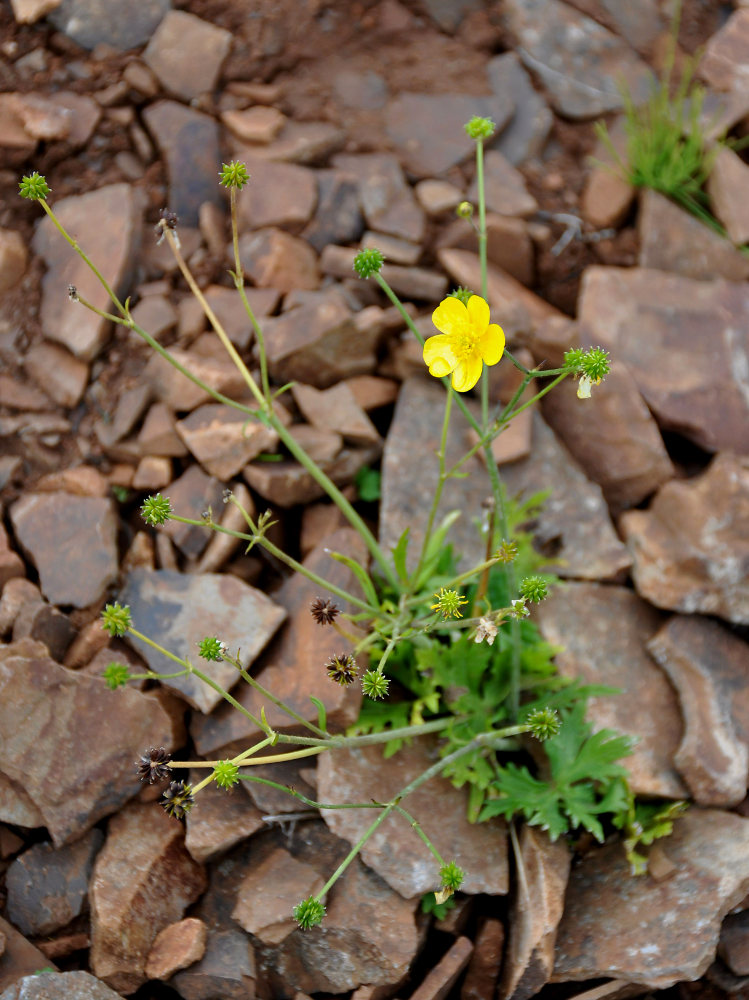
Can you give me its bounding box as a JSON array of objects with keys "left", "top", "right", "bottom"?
[
  {"left": 293, "top": 896, "right": 326, "bottom": 930},
  {"left": 362, "top": 670, "right": 390, "bottom": 700},
  {"left": 103, "top": 661, "right": 132, "bottom": 690},
  {"left": 519, "top": 576, "right": 548, "bottom": 604},
  {"left": 19, "top": 172, "right": 51, "bottom": 200},
  {"left": 464, "top": 116, "right": 495, "bottom": 140},
  {"left": 440, "top": 860, "right": 465, "bottom": 892},
  {"left": 353, "top": 247, "right": 384, "bottom": 279},
  {"left": 449, "top": 286, "right": 474, "bottom": 305},
  {"left": 198, "top": 637, "right": 227, "bottom": 662},
  {"left": 141, "top": 493, "right": 172, "bottom": 526},
  {"left": 219, "top": 161, "right": 251, "bottom": 189},
  {"left": 213, "top": 760, "right": 240, "bottom": 789},
  {"left": 526, "top": 707, "right": 561, "bottom": 741},
  {"left": 101, "top": 602, "right": 132, "bottom": 638}
]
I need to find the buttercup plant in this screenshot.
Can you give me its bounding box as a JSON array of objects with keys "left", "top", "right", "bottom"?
[{"left": 23, "top": 113, "right": 674, "bottom": 929}]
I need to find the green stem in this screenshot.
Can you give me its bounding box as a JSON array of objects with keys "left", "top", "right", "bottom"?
[
  {"left": 127, "top": 627, "right": 267, "bottom": 731},
  {"left": 40, "top": 200, "right": 124, "bottom": 314}
]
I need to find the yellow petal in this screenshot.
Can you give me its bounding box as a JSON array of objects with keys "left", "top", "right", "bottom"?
[
  {"left": 432, "top": 296, "right": 466, "bottom": 336},
  {"left": 423, "top": 334, "right": 458, "bottom": 377},
  {"left": 479, "top": 323, "right": 505, "bottom": 366},
  {"left": 466, "top": 295, "right": 490, "bottom": 332},
  {"left": 451, "top": 353, "right": 482, "bottom": 392}
]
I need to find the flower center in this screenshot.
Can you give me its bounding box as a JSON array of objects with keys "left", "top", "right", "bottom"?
[{"left": 450, "top": 321, "right": 478, "bottom": 361}]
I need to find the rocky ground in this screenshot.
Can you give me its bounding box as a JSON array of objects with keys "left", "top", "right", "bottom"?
[{"left": 1, "top": 0, "right": 749, "bottom": 999}]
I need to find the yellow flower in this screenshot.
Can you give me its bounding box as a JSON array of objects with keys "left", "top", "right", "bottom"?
[{"left": 423, "top": 295, "right": 505, "bottom": 392}]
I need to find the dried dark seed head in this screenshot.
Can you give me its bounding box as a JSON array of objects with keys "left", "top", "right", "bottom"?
[
  {"left": 325, "top": 652, "right": 358, "bottom": 685},
  {"left": 136, "top": 746, "right": 172, "bottom": 784},
  {"left": 310, "top": 597, "right": 340, "bottom": 626},
  {"left": 160, "top": 780, "right": 195, "bottom": 820}
]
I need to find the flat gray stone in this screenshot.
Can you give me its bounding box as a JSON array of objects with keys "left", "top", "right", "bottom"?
[
  {"left": 32, "top": 184, "right": 141, "bottom": 361},
  {"left": 648, "top": 616, "right": 749, "bottom": 806},
  {"left": 384, "top": 92, "right": 513, "bottom": 177},
  {"left": 120, "top": 568, "right": 286, "bottom": 713},
  {"left": 6, "top": 829, "right": 103, "bottom": 936},
  {"left": 486, "top": 52, "right": 553, "bottom": 165},
  {"left": 535, "top": 583, "right": 688, "bottom": 799},
  {"left": 0, "top": 971, "right": 126, "bottom": 1000},
  {"left": 620, "top": 454, "right": 749, "bottom": 625},
  {"left": 143, "top": 101, "right": 221, "bottom": 227},
  {"left": 503, "top": 0, "right": 653, "bottom": 119},
  {"left": 579, "top": 266, "right": 749, "bottom": 455},
  {"left": 10, "top": 494, "right": 118, "bottom": 609},
  {"left": 317, "top": 738, "right": 509, "bottom": 898},
  {"left": 552, "top": 809, "right": 749, "bottom": 989},
  {"left": 48, "top": 0, "right": 170, "bottom": 50}
]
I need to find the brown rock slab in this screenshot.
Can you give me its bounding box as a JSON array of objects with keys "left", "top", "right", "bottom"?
[
  {"left": 638, "top": 189, "right": 749, "bottom": 281},
  {"left": 362, "top": 230, "right": 421, "bottom": 266},
  {"left": 0, "top": 640, "right": 181, "bottom": 845},
  {"left": 95, "top": 381, "right": 152, "bottom": 449},
  {"left": 540, "top": 360, "right": 674, "bottom": 510},
  {"left": 145, "top": 917, "right": 207, "bottom": 981},
  {"left": 647, "top": 615, "right": 749, "bottom": 806},
  {"left": 159, "top": 464, "right": 224, "bottom": 559},
  {"left": 719, "top": 910, "right": 749, "bottom": 977},
  {"left": 129, "top": 295, "right": 177, "bottom": 343},
  {"left": 238, "top": 228, "right": 319, "bottom": 292},
  {"left": 0, "top": 915, "right": 57, "bottom": 994},
  {"left": 243, "top": 443, "right": 379, "bottom": 508},
  {"left": 578, "top": 267, "right": 749, "bottom": 454},
  {"left": 0, "top": 229, "right": 27, "bottom": 294},
  {"left": 620, "top": 454, "right": 749, "bottom": 624},
  {"left": 232, "top": 120, "right": 345, "bottom": 166},
  {"left": 285, "top": 424, "right": 342, "bottom": 464},
  {"left": 332, "top": 153, "right": 425, "bottom": 243},
  {"left": 0, "top": 765, "right": 44, "bottom": 829},
  {"left": 142, "top": 347, "right": 250, "bottom": 415},
  {"left": 317, "top": 738, "right": 509, "bottom": 898},
  {"left": 535, "top": 583, "right": 687, "bottom": 799},
  {"left": 384, "top": 92, "right": 513, "bottom": 177},
  {"left": 24, "top": 341, "right": 89, "bottom": 409},
  {"left": 222, "top": 105, "right": 286, "bottom": 144},
  {"left": 461, "top": 918, "right": 505, "bottom": 1000},
  {"left": 10, "top": 0, "right": 62, "bottom": 23},
  {"left": 143, "top": 10, "right": 231, "bottom": 101},
  {"left": 12, "top": 599, "right": 76, "bottom": 664},
  {"left": 32, "top": 184, "right": 141, "bottom": 361},
  {"left": 0, "top": 524, "right": 24, "bottom": 591},
  {"left": 699, "top": 9, "right": 749, "bottom": 94},
  {"left": 262, "top": 288, "right": 374, "bottom": 388},
  {"left": 137, "top": 401, "right": 188, "bottom": 455},
  {"left": 237, "top": 156, "right": 317, "bottom": 233},
  {"left": 232, "top": 847, "right": 325, "bottom": 945},
  {"left": 132, "top": 456, "right": 172, "bottom": 491},
  {"left": 707, "top": 146, "right": 749, "bottom": 246},
  {"left": 410, "top": 936, "right": 473, "bottom": 1000},
  {"left": 185, "top": 772, "right": 264, "bottom": 864},
  {"left": 503, "top": 0, "right": 653, "bottom": 119},
  {"left": 415, "top": 178, "right": 464, "bottom": 216},
  {"left": 467, "top": 149, "right": 537, "bottom": 217},
  {"left": 500, "top": 827, "right": 571, "bottom": 1000},
  {"left": 345, "top": 374, "right": 399, "bottom": 412},
  {"left": 6, "top": 829, "right": 103, "bottom": 937},
  {"left": 268, "top": 855, "right": 418, "bottom": 995},
  {"left": 143, "top": 101, "right": 221, "bottom": 227},
  {"left": 170, "top": 927, "right": 255, "bottom": 1000},
  {"left": 552, "top": 809, "right": 749, "bottom": 989},
  {"left": 191, "top": 528, "right": 365, "bottom": 758},
  {"left": 120, "top": 567, "right": 285, "bottom": 713},
  {"left": 90, "top": 802, "right": 206, "bottom": 994},
  {"left": 10, "top": 493, "right": 118, "bottom": 608},
  {"left": 291, "top": 383, "right": 380, "bottom": 447},
  {"left": 176, "top": 404, "right": 278, "bottom": 480},
  {"left": 581, "top": 167, "right": 635, "bottom": 229}
]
